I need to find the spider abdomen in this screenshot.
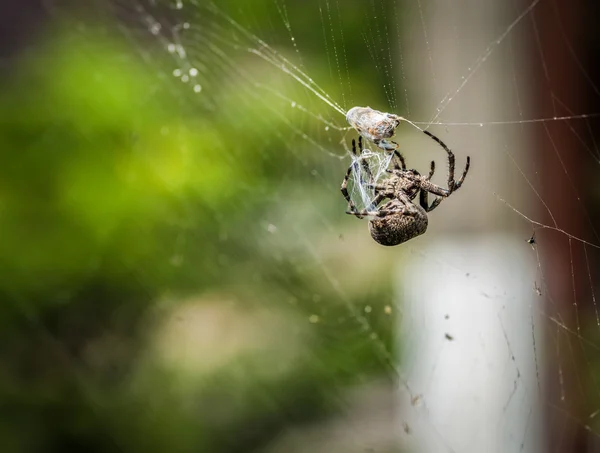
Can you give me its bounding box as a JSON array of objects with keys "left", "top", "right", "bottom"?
[{"left": 368, "top": 204, "right": 428, "bottom": 246}]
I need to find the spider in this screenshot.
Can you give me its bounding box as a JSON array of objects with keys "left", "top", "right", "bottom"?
[
  {"left": 346, "top": 106, "right": 402, "bottom": 151},
  {"left": 340, "top": 133, "right": 470, "bottom": 246}
]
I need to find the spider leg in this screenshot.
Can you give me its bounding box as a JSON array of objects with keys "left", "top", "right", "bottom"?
[
  {"left": 419, "top": 161, "right": 442, "bottom": 211},
  {"left": 409, "top": 188, "right": 420, "bottom": 201},
  {"left": 340, "top": 161, "right": 364, "bottom": 219},
  {"left": 427, "top": 160, "right": 435, "bottom": 180},
  {"left": 453, "top": 156, "right": 471, "bottom": 190},
  {"left": 351, "top": 189, "right": 386, "bottom": 212},
  {"left": 396, "top": 192, "right": 422, "bottom": 216},
  {"left": 413, "top": 179, "right": 450, "bottom": 198},
  {"left": 368, "top": 193, "right": 386, "bottom": 210},
  {"left": 346, "top": 210, "right": 379, "bottom": 217},
  {"left": 419, "top": 188, "right": 429, "bottom": 212},
  {"left": 346, "top": 207, "right": 410, "bottom": 218},
  {"left": 392, "top": 150, "right": 407, "bottom": 171},
  {"left": 427, "top": 196, "right": 443, "bottom": 212},
  {"left": 386, "top": 168, "right": 421, "bottom": 177},
  {"left": 404, "top": 129, "right": 470, "bottom": 202},
  {"left": 422, "top": 130, "right": 471, "bottom": 193},
  {"left": 422, "top": 130, "right": 457, "bottom": 191},
  {"left": 351, "top": 137, "right": 359, "bottom": 156}
]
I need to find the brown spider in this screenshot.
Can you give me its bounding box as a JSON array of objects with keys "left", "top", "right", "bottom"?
[{"left": 340, "top": 133, "right": 470, "bottom": 246}]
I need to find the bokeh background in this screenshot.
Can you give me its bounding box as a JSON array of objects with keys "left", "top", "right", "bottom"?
[{"left": 0, "top": 2, "right": 402, "bottom": 452}]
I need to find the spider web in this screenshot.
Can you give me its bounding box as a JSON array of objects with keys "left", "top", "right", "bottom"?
[{"left": 12, "top": 0, "right": 600, "bottom": 452}]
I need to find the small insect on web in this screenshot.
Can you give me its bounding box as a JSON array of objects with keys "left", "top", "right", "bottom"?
[{"left": 346, "top": 106, "right": 403, "bottom": 151}]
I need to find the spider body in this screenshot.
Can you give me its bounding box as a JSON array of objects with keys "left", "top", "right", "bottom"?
[
  {"left": 368, "top": 199, "right": 428, "bottom": 246},
  {"left": 341, "top": 133, "right": 470, "bottom": 246},
  {"left": 346, "top": 106, "right": 402, "bottom": 151},
  {"left": 365, "top": 168, "right": 428, "bottom": 245}
]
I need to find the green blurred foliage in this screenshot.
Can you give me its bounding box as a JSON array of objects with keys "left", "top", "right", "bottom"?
[{"left": 0, "top": 2, "right": 400, "bottom": 452}]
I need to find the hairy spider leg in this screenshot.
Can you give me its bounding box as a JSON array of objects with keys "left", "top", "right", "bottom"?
[
  {"left": 422, "top": 130, "right": 456, "bottom": 191},
  {"left": 422, "top": 130, "right": 470, "bottom": 193},
  {"left": 411, "top": 179, "right": 451, "bottom": 198},
  {"left": 368, "top": 192, "right": 387, "bottom": 208},
  {"left": 426, "top": 196, "right": 443, "bottom": 212},
  {"left": 421, "top": 160, "right": 443, "bottom": 211},
  {"left": 412, "top": 158, "right": 471, "bottom": 199},
  {"left": 427, "top": 161, "right": 435, "bottom": 180},
  {"left": 364, "top": 184, "right": 389, "bottom": 207},
  {"left": 346, "top": 205, "right": 413, "bottom": 218},
  {"left": 397, "top": 191, "right": 423, "bottom": 216},
  {"left": 420, "top": 190, "right": 443, "bottom": 212},
  {"left": 340, "top": 160, "right": 364, "bottom": 219},
  {"left": 456, "top": 156, "right": 471, "bottom": 189},
  {"left": 366, "top": 183, "right": 385, "bottom": 191},
  {"left": 392, "top": 150, "right": 407, "bottom": 171}
]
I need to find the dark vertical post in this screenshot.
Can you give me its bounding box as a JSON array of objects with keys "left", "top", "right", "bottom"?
[{"left": 534, "top": 0, "right": 592, "bottom": 450}]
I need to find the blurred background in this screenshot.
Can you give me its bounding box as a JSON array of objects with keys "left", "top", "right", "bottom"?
[{"left": 1, "top": 1, "right": 600, "bottom": 452}]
